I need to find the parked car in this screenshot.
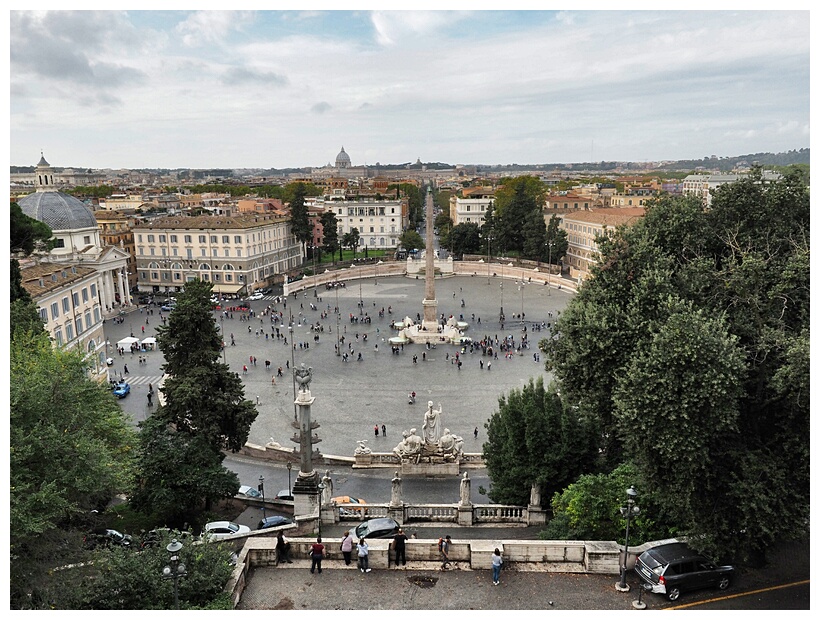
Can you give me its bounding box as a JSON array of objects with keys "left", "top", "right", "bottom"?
[
  {"left": 238, "top": 485, "right": 262, "bottom": 499},
  {"left": 332, "top": 495, "right": 368, "bottom": 516},
  {"left": 203, "top": 521, "right": 251, "bottom": 541},
  {"left": 84, "top": 528, "right": 133, "bottom": 549},
  {"left": 138, "top": 296, "right": 152, "bottom": 305},
  {"left": 113, "top": 382, "right": 131, "bottom": 398},
  {"left": 634, "top": 542, "right": 735, "bottom": 601},
  {"left": 161, "top": 303, "right": 176, "bottom": 312},
  {"left": 276, "top": 489, "right": 294, "bottom": 501},
  {"left": 257, "top": 515, "right": 293, "bottom": 530},
  {"left": 354, "top": 517, "right": 400, "bottom": 540}
]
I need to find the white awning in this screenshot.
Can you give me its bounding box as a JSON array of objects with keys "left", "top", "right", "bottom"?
[
  {"left": 211, "top": 283, "right": 245, "bottom": 293},
  {"left": 117, "top": 337, "right": 140, "bottom": 347},
  {"left": 141, "top": 337, "right": 157, "bottom": 345}
]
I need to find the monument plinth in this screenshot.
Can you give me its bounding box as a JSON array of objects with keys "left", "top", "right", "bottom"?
[
  {"left": 290, "top": 363, "right": 322, "bottom": 520},
  {"left": 391, "top": 401, "right": 464, "bottom": 476}
]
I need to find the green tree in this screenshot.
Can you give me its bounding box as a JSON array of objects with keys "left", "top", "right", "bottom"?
[
  {"left": 78, "top": 533, "right": 235, "bottom": 609},
  {"left": 133, "top": 279, "right": 256, "bottom": 520},
  {"left": 522, "top": 209, "right": 547, "bottom": 261},
  {"left": 10, "top": 331, "right": 137, "bottom": 608},
  {"left": 543, "top": 169, "right": 810, "bottom": 563},
  {"left": 288, "top": 183, "right": 312, "bottom": 257},
  {"left": 341, "top": 227, "right": 360, "bottom": 256},
  {"left": 545, "top": 214, "right": 568, "bottom": 265},
  {"left": 448, "top": 222, "right": 481, "bottom": 258},
  {"left": 319, "top": 210, "right": 340, "bottom": 264},
  {"left": 493, "top": 176, "right": 544, "bottom": 253},
  {"left": 482, "top": 377, "right": 598, "bottom": 506},
  {"left": 398, "top": 229, "right": 424, "bottom": 253},
  {"left": 11, "top": 202, "right": 54, "bottom": 255}
]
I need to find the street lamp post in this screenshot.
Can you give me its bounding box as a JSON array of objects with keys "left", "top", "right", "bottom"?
[
  {"left": 517, "top": 280, "right": 525, "bottom": 325},
  {"left": 486, "top": 235, "right": 493, "bottom": 285},
  {"left": 358, "top": 265, "right": 363, "bottom": 315},
  {"left": 289, "top": 325, "right": 297, "bottom": 421},
  {"left": 312, "top": 245, "right": 318, "bottom": 298},
  {"left": 335, "top": 275, "right": 341, "bottom": 356},
  {"left": 616, "top": 486, "right": 641, "bottom": 592},
  {"left": 162, "top": 539, "right": 188, "bottom": 610},
  {"left": 546, "top": 240, "right": 554, "bottom": 296},
  {"left": 259, "top": 475, "right": 266, "bottom": 521},
  {"left": 317, "top": 480, "right": 325, "bottom": 536},
  {"left": 286, "top": 461, "right": 293, "bottom": 496}
]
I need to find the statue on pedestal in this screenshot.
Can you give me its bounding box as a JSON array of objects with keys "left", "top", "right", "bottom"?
[
  {"left": 530, "top": 481, "right": 541, "bottom": 507},
  {"left": 391, "top": 471, "right": 402, "bottom": 506},
  {"left": 354, "top": 440, "right": 372, "bottom": 455},
  {"left": 393, "top": 429, "right": 423, "bottom": 462},
  {"left": 459, "top": 471, "right": 471, "bottom": 506},
  {"left": 294, "top": 363, "right": 313, "bottom": 393},
  {"left": 422, "top": 401, "right": 443, "bottom": 445},
  {"left": 321, "top": 470, "right": 333, "bottom": 505}
]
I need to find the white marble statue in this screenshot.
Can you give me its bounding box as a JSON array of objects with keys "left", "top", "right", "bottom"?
[
  {"left": 393, "top": 429, "right": 423, "bottom": 460},
  {"left": 439, "top": 428, "right": 464, "bottom": 460},
  {"left": 422, "top": 401, "right": 443, "bottom": 445},
  {"left": 354, "top": 440, "right": 372, "bottom": 455},
  {"left": 530, "top": 481, "right": 541, "bottom": 507},
  {"left": 321, "top": 470, "right": 333, "bottom": 505},
  {"left": 459, "top": 471, "right": 471, "bottom": 506},
  {"left": 391, "top": 471, "right": 402, "bottom": 506}
]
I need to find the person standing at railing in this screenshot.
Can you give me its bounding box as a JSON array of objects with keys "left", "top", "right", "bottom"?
[{"left": 491, "top": 548, "right": 503, "bottom": 585}]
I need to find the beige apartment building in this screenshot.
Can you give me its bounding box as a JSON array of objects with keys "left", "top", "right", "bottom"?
[
  {"left": 94, "top": 211, "right": 139, "bottom": 291},
  {"left": 20, "top": 261, "right": 110, "bottom": 380},
  {"left": 132, "top": 214, "right": 302, "bottom": 296},
  {"left": 560, "top": 207, "right": 646, "bottom": 282},
  {"left": 449, "top": 187, "right": 495, "bottom": 226}
]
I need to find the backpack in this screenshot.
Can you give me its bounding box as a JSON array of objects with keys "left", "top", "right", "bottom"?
[{"left": 438, "top": 538, "right": 444, "bottom": 551}]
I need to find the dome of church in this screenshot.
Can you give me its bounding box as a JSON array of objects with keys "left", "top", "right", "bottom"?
[
  {"left": 335, "top": 146, "right": 351, "bottom": 168},
  {"left": 18, "top": 190, "right": 98, "bottom": 231}
]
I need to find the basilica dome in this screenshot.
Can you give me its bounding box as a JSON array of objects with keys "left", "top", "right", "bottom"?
[
  {"left": 18, "top": 190, "right": 98, "bottom": 231},
  {"left": 335, "top": 146, "right": 351, "bottom": 169}
]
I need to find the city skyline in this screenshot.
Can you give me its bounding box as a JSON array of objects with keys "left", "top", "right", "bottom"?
[{"left": 10, "top": 7, "right": 811, "bottom": 170}]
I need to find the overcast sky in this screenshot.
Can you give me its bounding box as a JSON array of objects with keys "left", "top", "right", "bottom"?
[{"left": 8, "top": 7, "right": 811, "bottom": 170}]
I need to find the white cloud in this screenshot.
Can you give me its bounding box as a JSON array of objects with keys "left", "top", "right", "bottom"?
[{"left": 175, "top": 10, "right": 256, "bottom": 47}]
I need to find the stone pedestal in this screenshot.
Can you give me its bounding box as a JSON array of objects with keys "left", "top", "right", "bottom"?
[
  {"left": 527, "top": 505, "right": 547, "bottom": 525},
  {"left": 457, "top": 505, "right": 474, "bottom": 526},
  {"left": 400, "top": 461, "right": 460, "bottom": 476},
  {"left": 293, "top": 469, "right": 319, "bottom": 519},
  {"left": 388, "top": 505, "right": 405, "bottom": 525}
]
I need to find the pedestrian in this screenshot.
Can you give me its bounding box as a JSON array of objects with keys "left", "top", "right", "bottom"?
[
  {"left": 148, "top": 383, "right": 153, "bottom": 394},
  {"left": 123, "top": 364, "right": 129, "bottom": 375},
  {"left": 147, "top": 392, "right": 153, "bottom": 406},
  {"left": 310, "top": 536, "right": 325, "bottom": 574},
  {"left": 271, "top": 376, "right": 276, "bottom": 385},
  {"left": 381, "top": 424, "right": 386, "bottom": 437},
  {"left": 392, "top": 528, "right": 407, "bottom": 567},
  {"left": 340, "top": 530, "right": 354, "bottom": 566},
  {"left": 474, "top": 427, "right": 479, "bottom": 439},
  {"left": 243, "top": 365, "right": 248, "bottom": 374},
  {"left": 491, "top": 548, "right": 503, "bottom": 585},
  {"left": 276, "top": 530, "right": 292, "bottom": 565},
  {"left": 374, "top": 425, "right": 379, "bottom": 437},
  {"left": 357, "top": 538, "right": 371, "bottom": 573},
  {"left": 439, "top": 535, "right": 451, "bottom": 569}
]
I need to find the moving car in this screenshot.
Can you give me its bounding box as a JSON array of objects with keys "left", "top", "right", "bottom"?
[
  {"left": 257, "top": 515, "right": 293, "bottom": 530},
  {"left": 332, "top": 495, "right": 368, "bottom": 516},
  {"left": 161, "top": 303, "right": 176, "bottom": 311},
  {"left": 634, "top": 542, "right": 734, "bottom": 601},
  {"left": 203, "top": 521, "right": 251, "bottom": 541},
  {"left": 248, "top": 292, "right": 264, "bottom": 301},
  {"left": 276, "top": 489, "right": 294, "bottom": 501},
  {"left": 238, "top": 485, "right": 262, "bottom": 498},
  {"left": 354, "top": 517, "right": 400, "bottom": 540},
  {"left": 113, "top": 382, "right": 131, "bottom": 398}
]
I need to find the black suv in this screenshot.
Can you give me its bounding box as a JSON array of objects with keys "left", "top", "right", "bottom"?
[{"left": 634, "top": 542, "right": 734, "bottom": 601}]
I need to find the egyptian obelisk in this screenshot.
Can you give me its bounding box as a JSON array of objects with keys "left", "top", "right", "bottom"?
[{"left": 421, "top": 187, "right": 438, "bottom": 331}]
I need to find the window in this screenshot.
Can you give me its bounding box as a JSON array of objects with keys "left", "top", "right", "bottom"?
[
  {"left": 82, "top": 288, "right": 89, "bottom": 302},
  {"left": 224, "top": 249, "right": 230, "bottom": 257},
  {"left": 54, "top": 327, "right": 63, "bottom": 346},
  {"left": 55, "top": 239, "right": 65, "bottom": 248},
  {"left": 199, "top": 235, "right": 206, "bottom": 243},
  {"left": 222, "top": 235, "right": 230, "bottom": 243},
  {"left": 94, "top": 307, "right": 101, "bottom": 322},
  {"left": 159, "top": 234, "right": 166, "bottom": 243},
  {"left": 65, "top": 323, "right": 74, "bottom": 341},
  {"left": 225, "top": 274, "right": 233, "bottom": 282},
  {"left": 210, "top": 235, "right": 217, "bottom": 243},
  {"left": 90, "top": 284, "right": 97, "bottom": 297},
  {"left": 147, "top": 234, "right": 155, "bottom": 242},
  {"left": 234, "top": 236, "right": 242, "bottom": 244},
  {"left": 236, "top": 249, "right": 242, "bottom": 257},
  {"left": 85, "top": 312, "right": 93, "bottom": 331},
  {"left": 72, "top": 292, "right": 80, "bottom": 306},
  {"left": 170, "top": 234, "right": 178, "bottom": 243},
  {"left": 62, "top": 297, "right": 70, "bottom": 313},
  {"left": 151, "top": 271, "right": 159, "bottom": 280},
  {"left": 83, "top": 235, "right": 91, "bottom": 245},
  {"left": 184, "top": 235, "right": 192, "bottom": 243},
  {"left": 76, "top": 318, "right": 84, "bottom": 335},
  {"left": 174, "top": 272, "right": 181, "bottom": 281},
  {"left": 39, "top": 307, "right": 48, "bottom": 322},
  {"left": 51, "top": 302, "right": 60, "bottom": 320}
]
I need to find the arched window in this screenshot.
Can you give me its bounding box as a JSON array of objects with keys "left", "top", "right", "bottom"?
[
  {"left": 224, "top": 264, "right": 234, "bottom": 271},
  {"left": 199, "top": 263, "right": 211, "bottom": 270}
]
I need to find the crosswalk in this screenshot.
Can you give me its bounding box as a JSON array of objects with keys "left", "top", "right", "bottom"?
[{"left": 115, "top": 374, "right": 164, "bottom": 386}]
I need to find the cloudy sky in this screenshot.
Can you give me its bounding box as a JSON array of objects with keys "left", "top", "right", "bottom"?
[{"left": 9, "top": 7, "right": 811, "bottom": 170}]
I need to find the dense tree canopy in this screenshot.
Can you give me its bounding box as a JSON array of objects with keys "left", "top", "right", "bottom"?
[
  {"left": 398, "top": 229, "right": 424, "bottom": 253},
  {"left": 288, "top": 182, "right": 312, "bottom": 251},
  {"left": 319, "top": 210, "right": 340, "bottom": 262},
  {"left": 10, "top": 330, "right": 137, "bottom": 607},
  {"left": 543, "top": 168, "right": 809, "bottom": 562},
  {"left": 132, "top": 279, "right": 256, "bottom": 522},
  {"left": 448, "top": 222, "right": 481, "bottom": 258},
  {"left": 483, "top": 377, "right": 598, "bottom": 506}
]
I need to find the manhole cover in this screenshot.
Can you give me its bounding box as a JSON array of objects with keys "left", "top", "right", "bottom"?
[{"left": 408, "top": 575, "right": 439, "bottom": 588}]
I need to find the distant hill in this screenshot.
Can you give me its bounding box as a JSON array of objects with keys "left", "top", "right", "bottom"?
[{"left": 10, "top": 149, "right": 808, "bottom": 176}]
